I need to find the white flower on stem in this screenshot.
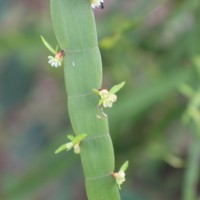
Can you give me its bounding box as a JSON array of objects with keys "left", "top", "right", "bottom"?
[
  {"left": 108, "top": 93, "right": 117, "bottom": 104},
  {"left": 112, "top": 161, "right": 129, "bottom": 190},
  {"left": 93, "top": 82, "right": 125, "bottom": 109},
  {"left": 48, "top": 56, "right": 61, "bottom": 67},
  {"left": 99, "top": 89, "right": 108, "bottom": 98},
  {"left": 91, "top": 0, "right": 104, "bottom": 9},
  {"left": 54, "top": 134, "right": 87, "bottom": 155},
  {"left": 48, "top": 50, "right": 64, "bottom": 68},
  {"left": 41, "top": 35, "right": 64, "bottom": 68},
  {"left": 99, "top": 89, "right": 117, "bottom": 108},
  {"left": 112, "top": 171, "right": 125, "bottom": 189},
  {"left": 73, "top": 143, "right": 81, "bottom": 154}
]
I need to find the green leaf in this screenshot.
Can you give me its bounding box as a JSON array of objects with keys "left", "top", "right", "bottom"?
[
  {"left": 41, "top": 35, "right": 56, "bottom": 54},
  {"left": 120, "top": 161, "right": 129, "bottom": 172},
  {"left": 54, "top": 144, "right": 67, "bottom": 154},
  {"left": 109, "top": 81, "right": 125, "bottom": 94},
  {"left": 72, "top": 134, "right": 87, "bottom": 145},
  {"left": 55, "top": 45, "right": 59, "bottom": 52}
]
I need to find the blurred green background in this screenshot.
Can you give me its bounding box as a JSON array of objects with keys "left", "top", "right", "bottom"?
[{"left": 1, "top": 0, "right": 200, "bottom": 199}]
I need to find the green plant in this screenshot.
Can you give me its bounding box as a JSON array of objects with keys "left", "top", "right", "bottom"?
[
  {"left": 45, "top": 0, "right": 127, "bottom": 199},
  {"left": 180, "top": 61, "right": 200, "bottom": 200}
]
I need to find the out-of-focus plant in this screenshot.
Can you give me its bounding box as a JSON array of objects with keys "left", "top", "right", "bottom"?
[{"left": 179, "top": 57, "right": 200, "bottom": 200}]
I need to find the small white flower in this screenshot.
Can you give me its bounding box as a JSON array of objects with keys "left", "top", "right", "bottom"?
[
  {"left": 99, "top": 89, "right": 117, "bottom": 108},
  {"left": 112, "top": 171, "right": 126, "bottom": 189},
  {"left": 109, "top": 93, "right": 117, "bottom": 103},
  {"left": 115, "top": 171, "right": 126, "bottom": 185},
  {"left": 48, "top": 56, "right": 61, "bottom": 68},
  {"left": 93, "top": 82, "right": 124, "bottom": 111},
  {"left": 41, "top": 36, "right": 64, "bottom": 68},
  {"left": 48, "top": 50, "right": 64, "bottom": 68},
  {"left": 112, "top": 161, "right": 129, "bottom": 189},
  {"left": 91, "top": 0, "right": 104, "bottom": 9},
  {"left": 99, "top": 89, "right": 109, "bottom": 99},
  {"left": 73, "top": 143, "right": 81, "bottom": 154},
  {"left": 103, "top": 98, "right": 112, "bottom": 108},
  {"left": 55, "top": 134, "right": 87, "bottom": 154}
]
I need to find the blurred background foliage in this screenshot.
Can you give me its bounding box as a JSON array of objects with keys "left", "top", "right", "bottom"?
[{"left": 1, "top": 0, "right": 200, "bottom": 199}]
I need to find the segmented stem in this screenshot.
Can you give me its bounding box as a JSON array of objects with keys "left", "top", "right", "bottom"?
[{"left": 50, "top": 0, "right": 120, "bottom": 199}]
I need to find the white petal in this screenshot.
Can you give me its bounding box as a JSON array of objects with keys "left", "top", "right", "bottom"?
[
  {"left": 109, "top": 94, "right": 117, "bottom": 102},
  {"left": 99, "top": 89, "right": 109, "bottom": 98},
  {"left": 73, "top": 144, "right": 81, "bottom": 154},
  {"left": 108, "top": 102, "right": 113, "bottom": 107},
  {"left": 48, "top": 56, "right": 62, "bottom": 67},
  {"left": 103, "top": 99, "right": 113, "bottom": 108},
  {"left": 103, "top": 100, "right": 108, "bottom": 108},
  {"left": 116, "top": 171, "right": 126, "bottom": 185}
]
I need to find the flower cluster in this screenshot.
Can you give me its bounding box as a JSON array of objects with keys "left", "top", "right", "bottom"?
[
  {"left": 41, "top": 36, "right": 64, "bottom": 68},
  {"left": 48, "top": 50, "right": 64, "bottom": 68},
  {"left": 112, "top": 161, "right": 129, "bottom": 189},
  {"left": 55, "top": 134, "right": 87, "bottom": 155},
  {"left": 99, "top": 89, "right": 117, "bottom": 108},
  {"left": 93, "top": 81, "right": 125, "bottom": 109},
  {"left": 91, "top": 0, "right": 104, "bottom": 9}
]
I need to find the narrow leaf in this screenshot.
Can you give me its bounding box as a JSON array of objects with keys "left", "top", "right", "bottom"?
[
  {"left": 120, "top": 161, "right": 129, "bottom": 172},
  {"left": 54, "top": 144, "right": 67, "bottom": 154},
  {"left": 110, "top": 81, "right": 125, "bottom": 94},
  {"left": 55, "top": 45, "right": 59, "bottom": 52},
  {"left": 41, "top": 35, "right": 56, "bottom": 54}
]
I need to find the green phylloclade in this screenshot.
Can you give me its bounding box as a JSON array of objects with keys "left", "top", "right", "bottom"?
[{"left": 48, "top": 0, "right": 126, "bottom": 199}]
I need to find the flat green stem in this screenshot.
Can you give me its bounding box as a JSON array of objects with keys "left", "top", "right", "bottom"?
[{"left": 50, "top": 0, "right": 120, "bottom": 199}]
